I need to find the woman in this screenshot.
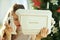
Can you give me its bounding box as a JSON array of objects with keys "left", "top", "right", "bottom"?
[
  {"left": 4, "top": 4, "right": 48, "bottom": 40},
  {"left": 11, "top": 4, "right": 48, "bottom": 40}
]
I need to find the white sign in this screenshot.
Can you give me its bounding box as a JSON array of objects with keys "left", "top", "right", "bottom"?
[{"left": 16, "top": 9, "right": 52, "bottom": 35}]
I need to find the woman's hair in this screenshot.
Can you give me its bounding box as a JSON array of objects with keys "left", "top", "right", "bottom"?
[
  {"left": 8, "top": 4, "right": 25, "bottom": 24},
  {"left": 13, "top": 4, "right": 25, "bottom": 12}
]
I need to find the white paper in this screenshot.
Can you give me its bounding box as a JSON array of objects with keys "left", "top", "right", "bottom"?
[{"left": 16, "top": 9, "right": 52, "bottom": 35}]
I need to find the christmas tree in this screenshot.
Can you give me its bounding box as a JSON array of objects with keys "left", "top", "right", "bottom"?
[{"left": 32, "top": 0, "right": 60, "bottom": 40}]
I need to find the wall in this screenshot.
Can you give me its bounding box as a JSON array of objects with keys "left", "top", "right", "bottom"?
[{"left": 0, "top": 0, "right": 28, "bottom": 24}]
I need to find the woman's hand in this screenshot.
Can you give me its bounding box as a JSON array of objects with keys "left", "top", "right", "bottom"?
[
  {"left": 4, "top": 23, "right": 12, "bottom": 34},
  {"left": 36, "top": 28, "right": 48, "bottom": 40}
]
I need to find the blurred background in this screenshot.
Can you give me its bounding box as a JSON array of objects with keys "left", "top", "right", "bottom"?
[{"left": 0, "top": 0, "right": 60, "bottom": 40}]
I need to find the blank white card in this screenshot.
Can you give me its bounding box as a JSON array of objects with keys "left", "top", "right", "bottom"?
[{"left": 16, "top": 9, "right": 52, "bottom": 35}]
